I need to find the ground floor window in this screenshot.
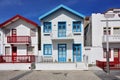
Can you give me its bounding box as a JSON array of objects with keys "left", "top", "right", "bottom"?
[
  {"left": 103, "top": 48, "right": 111, "bottom": 58},
  {"left": 27, "top": 46, "right": 34, "bottom": 55},
  {"left": 5, "top": 47, "right": 10, "bottom": 55},
  {"left": 43, "top": 44, "right": 52, "bottom": 55}
]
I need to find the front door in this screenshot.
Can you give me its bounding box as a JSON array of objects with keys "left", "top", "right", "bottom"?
[
  {"left": 114, "top": 48, "right": 119, "bottom": 64},
  {"left": 12, "top": 29, "right": 17, "bottom": 42},
  {"left": 58, "top": 22, "right": 66, "bottom": 37},
  {"left": 73, "top": 44, "right": 82, "bottom": 62},
  {"left": 12, "top": 47, "right": 17, "bottom": 62},
  {"left": 58, "top": 44, "right": 66, "bottom": 62}
]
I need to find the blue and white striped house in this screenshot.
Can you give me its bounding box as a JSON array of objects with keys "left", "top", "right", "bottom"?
[{"left": 39, "top": 5, "right": 85, "bottom": 63}]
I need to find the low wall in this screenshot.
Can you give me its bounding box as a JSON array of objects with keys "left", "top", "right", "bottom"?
[
  {"left": 0, "top": 63, "right": 31, "bottom": 70},
  {"left": 0, "top": 62, "right": 87, "bottom": 70},
  {"left": 36, "top": 63, "right": 87, "bottom": 70}
]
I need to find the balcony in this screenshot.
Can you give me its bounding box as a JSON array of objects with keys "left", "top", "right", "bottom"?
[
  {"left": 0, "top": 55, "right": 35, "bottom": 63},
  {"left": 50, "top": 32, "right": 74, "bottom": 41},
  {"left": 7, "top": 36, "right": 31, "bottom": 44},
  {"left": 103, "top": 35, "right": 120, "bottom": 43}
]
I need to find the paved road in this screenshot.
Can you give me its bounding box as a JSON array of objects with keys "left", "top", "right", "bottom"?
[
  {"left": 0, "top": 67, "right": 120, "bottom": 80},
  {"left": 89, "top": 66, "right": 120, "bottom": 80},
  {"left": 0, "top": 70, "right": 101, "bottom": 80}
]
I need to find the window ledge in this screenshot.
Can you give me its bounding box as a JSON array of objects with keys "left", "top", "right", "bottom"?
[
  {"left": 73, "top": 32, "right": 81, "bottom": 35},
  {"left": 44, "top": 33, "right": 50, "bottom": 35}
]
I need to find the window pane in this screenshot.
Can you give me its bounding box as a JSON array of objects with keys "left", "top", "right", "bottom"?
[
  {"left": 73, "top": 21, "right": 81, "bottom": 32},
  {"left": 5, "top": 29, "right": 10, "bottom": 37},
  {"left": 44, "top": 44, "right": 52, "bottom": 55},
  {"left": 28, "top": 46, "right": 34, "bottom": 54},
  {"left": 30, "top": 29, "right": 36, "bottom": 37},
  {"left": 5, "top": 47, "right": 10, "bottom": 55},
  {"left": 113, "top": 27, "right": 120, "bottom": 34},
  {"left": 43, "top": 22, "right": 51, "bottom": 33}
]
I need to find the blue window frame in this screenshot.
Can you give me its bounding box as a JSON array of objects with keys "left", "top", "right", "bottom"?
[
  {"left": 43, "top": 22, "right": 51, "bottom": 33},
  {"left": 58, "top": 22, "right": 66, "bottom": 37},
  {"left": 58, "top": 44, "right": 67, "bottom": 62},
  {"left": 73, "top": 44, "right": 82, "bottom": 62},
  {"left": 73, "top": 21, "right": 81, "bottom": 32},
  {"left": 43, "top": 44, "right": 52, "bottom": 55}
]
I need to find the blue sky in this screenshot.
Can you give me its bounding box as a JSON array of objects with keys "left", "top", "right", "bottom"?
[{"left": 0, "top": 0, "right": 120, "bottom": 25}]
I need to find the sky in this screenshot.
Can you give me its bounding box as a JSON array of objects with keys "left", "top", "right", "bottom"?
[{"left": 0, "top": 0, "right": 120, "bottom": 25}]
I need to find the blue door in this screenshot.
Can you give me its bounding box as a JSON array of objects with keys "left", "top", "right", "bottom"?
[
  {"left": 73, "top": 44, "right": 82, "bottom": 62},
  {"left": 58, "top": 22, "right": 66, "bottom": 37},
  {"left": 58, "top": 44, "right": 66, "bottom": 62}
]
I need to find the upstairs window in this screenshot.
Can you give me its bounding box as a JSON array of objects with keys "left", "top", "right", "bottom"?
[
  {"left": 103, "top": 27, "right": 111, "bottom": 35},
  {"left": 5, "top": 29, "right": 10, "bottom": 37},
  {"left": 73, "top": 21, "right": 81, "bottom": 32},
  {"left": 44, "top": 44, "right": 52, "bottom": 55},
  {"left": 103, "top": 48, "right": 111, "bottom": 58},
  {"left": 113, "top": 27, "right": 120, "bottom": 35},
  {"left": 43, "top": 22, "right": 51, "bottom": 33},
  {"left": 30, "top": 29, "right": 36, "bottom": 37}
]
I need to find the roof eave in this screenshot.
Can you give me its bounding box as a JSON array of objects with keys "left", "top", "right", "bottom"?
[{"left": 39, "top": 4, "right": 85, "bottom": 20}]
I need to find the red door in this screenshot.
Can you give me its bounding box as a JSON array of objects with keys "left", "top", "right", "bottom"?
[
  {"left": 12, "top": 47, "right": 17, "bottom": 62},
  {"left": 114, "top": 49, "right": 119, "bottom": 64},
  {"left": 12, "top": 29, "right": 17, "bottom": 43}
]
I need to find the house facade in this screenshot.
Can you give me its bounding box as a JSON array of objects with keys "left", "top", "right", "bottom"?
[
  {"left": 39, "top": 5, "right": 85, "bottom": 63},
  {"left": 0, "top": 28, "right": 3, "bottom": 55},
  {"left": 85, "top": 9, "right": 120, "bottom": 65},
  {"left": 0, "top": 15, "right": 38, "bottom": 63}
]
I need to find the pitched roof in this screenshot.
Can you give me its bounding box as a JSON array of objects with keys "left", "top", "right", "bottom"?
[
  {"left": 0, "top": 14, "right": 38, "bottom": 28},
  {"left": 39, "top": 4, "right": 85, "bottom": 20}
]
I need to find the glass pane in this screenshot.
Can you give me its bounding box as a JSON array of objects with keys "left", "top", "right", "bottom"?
[{"left": 114, "top": 49, "right": 118, "bottom": 57}]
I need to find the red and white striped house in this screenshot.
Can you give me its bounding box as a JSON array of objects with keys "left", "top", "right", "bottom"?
[{"left": 0, "top": 15, "right": 38, "bottom": 63}]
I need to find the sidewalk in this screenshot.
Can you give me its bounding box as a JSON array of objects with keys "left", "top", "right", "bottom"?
[
  {"left": 0, "top": 66, "right": 120, "bottom": 80},
  {"left": 0, "top": 70, "right": 101, "bottom": 80},
  {"left": 89, "top": 66, "right": 120, "bottom": 80}
]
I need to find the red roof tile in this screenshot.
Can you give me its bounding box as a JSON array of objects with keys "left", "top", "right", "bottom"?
[{"left": 0, "top": 14, "right": 38, "bottom": 28}]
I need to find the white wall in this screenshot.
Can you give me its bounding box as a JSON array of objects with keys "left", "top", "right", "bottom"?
[
  {"left": 2, "top": 19, "right": 38, "bottom": 56},
  {"left": 86, "top": 10, "right": 120, "bottom": 64}
]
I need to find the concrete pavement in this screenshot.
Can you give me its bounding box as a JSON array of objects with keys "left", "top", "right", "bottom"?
[
  {"left": 0, "top": 70, "right": 101, "bottom": 80},
  {"left": 0, "top": 66, "right": 120, "bottom": 80}
]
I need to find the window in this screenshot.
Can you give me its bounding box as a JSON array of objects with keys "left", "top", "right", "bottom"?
[
  {"left": 28, "top": 46, "right": 34, "bottom": 55},
  {"left": 113, "top": 27, "right": 120, "bottom": 34},
  {"left": 5, "top": 47, "right": 10, "bottom": 55},
  {"left": 0, "top": 34, "right": 1, "bottom": 41},
  {"left": 44, "top": 44, "right": 52, "bottom": 55},
  {"left": 30, "top": 29, "right": 36, "bottom": 37},
  {"left": 103, "top": 27, "right": 111, "bottom": 35},
  {"left": 43, "top": 22, "right": 51, "bottom": 33},
  {"left": 73, "top": 21, "right": 81, "bottom": 32},
  {"left": 5, "top": 29, "right": 10, "bottom": 37},
  {"left": 114, "top": 48, "right": 119, "bottom": 58},
  {"left": 58, "top": 22, "right": 66, "bottom": 37},
  {"left": 103, "top": 48, "right": 111, "bottom": 58}
]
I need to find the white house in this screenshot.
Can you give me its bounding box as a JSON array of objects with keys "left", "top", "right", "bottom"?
[
  {"left": 85, "top": 9, "right": 120, "bottom": 66},
  {"left": 39, "top": 5, "right": 86, "bottom": 64},
  {"left": 0, "top": 28, "right": 3, "bottom": 55},
  {"left": 0, "top": 15, "right": 38, "bottom": 63}
]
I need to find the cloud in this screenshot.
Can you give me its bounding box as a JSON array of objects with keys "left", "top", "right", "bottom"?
[{"left": 0, "top": 0, "right": 23, "bottom": 7}]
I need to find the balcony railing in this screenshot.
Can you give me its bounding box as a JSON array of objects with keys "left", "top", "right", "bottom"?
[
  {"left": 103, "top": 35, "right": 120, "bottom": 43},
  {"left": 0, "top": 55, "right": 35, "bottom": 63},
  {"left": 50, "top": 31, "right": 74, "bottom": 40},
  {"left": 7, "top": 36, "right": 31, "bottom": 44}
]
